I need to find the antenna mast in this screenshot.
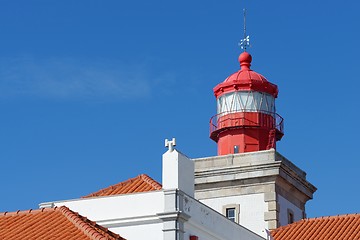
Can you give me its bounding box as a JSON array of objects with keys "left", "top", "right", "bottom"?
[
  {"left": 239, "top": 8, "right": 250, "bottom": 52},
  {"left": 243, "top": 8, "right": 247, "bottom": 50}
]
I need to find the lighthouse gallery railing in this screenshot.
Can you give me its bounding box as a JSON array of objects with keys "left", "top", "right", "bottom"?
[{"left": 210, "top": 110, "right": 284, "bottom": 135}]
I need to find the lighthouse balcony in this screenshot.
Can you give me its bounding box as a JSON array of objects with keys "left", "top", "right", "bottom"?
[{"left": 209, "top": 110, "right": 284, "bottom": 142}]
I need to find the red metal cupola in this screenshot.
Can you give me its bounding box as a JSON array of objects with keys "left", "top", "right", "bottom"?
[
  {"left": 210, "top": 52, "right": 284, "bottom": 155},
  {"left": 213, "top": 52, "right": 278, "bottom": 98}
]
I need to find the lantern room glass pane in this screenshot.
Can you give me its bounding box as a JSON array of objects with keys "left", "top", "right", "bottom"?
[{"left": 217, "top": 91, "right": 275, "bottom": 114}]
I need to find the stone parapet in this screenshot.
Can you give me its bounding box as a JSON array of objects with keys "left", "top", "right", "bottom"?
[
  {"left": 194, "top": 149, "right": 316, "bottom": 202},
  {"left": 193, "top": 149, "right": 317, "bottom": 232}
]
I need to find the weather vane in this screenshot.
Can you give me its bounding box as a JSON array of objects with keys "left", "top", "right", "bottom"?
[{"left": 239, "top": 8, "right": 250, "bottom": 51}]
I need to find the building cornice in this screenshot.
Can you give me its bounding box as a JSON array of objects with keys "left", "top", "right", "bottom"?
[{"left": 194, "top": 149, "right": 316, "bottom": 201}]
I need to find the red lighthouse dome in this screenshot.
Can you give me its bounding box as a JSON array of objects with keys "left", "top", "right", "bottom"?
[{"left": 210, "top": 52, "right": 284, "bottom": 155}]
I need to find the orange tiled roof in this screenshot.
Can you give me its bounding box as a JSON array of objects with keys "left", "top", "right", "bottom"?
[
  {"left": 0, "top": 206, "right": 125, "bottom": 240},
  {"left": 83, "top": 174, "right": 162, "bottom": 198},
  {"left": 271, "top": 214, "right": 360, "bottom": 240}
]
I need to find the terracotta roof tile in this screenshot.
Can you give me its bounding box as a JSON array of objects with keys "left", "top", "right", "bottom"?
[
  {"left": 271, "top": 214, "right": 360, "bottom": 240},
  {"left": 0, "top": 206, "right": 125, "bottom": 240},
  {"left": 83, "top": 174, "right": 162, "bottom": 198}
]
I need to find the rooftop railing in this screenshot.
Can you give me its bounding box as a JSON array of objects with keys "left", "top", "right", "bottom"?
[{"left": 210, "top": 110, "right": 284, "bottom": 139}]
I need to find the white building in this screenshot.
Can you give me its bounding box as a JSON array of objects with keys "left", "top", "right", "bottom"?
[{"left": 40, "top": 143, "right": 265, "bottom": 240}]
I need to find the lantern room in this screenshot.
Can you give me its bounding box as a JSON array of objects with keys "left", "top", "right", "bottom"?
[{"left": 210, "top": 52, "right": 284, "bottom": 155}]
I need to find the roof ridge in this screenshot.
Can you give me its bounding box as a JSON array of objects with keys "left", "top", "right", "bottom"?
[
  {"left": 82, "top": 174, "right": 162, "bottom": 198},
  {"left": 59, "top": 206, "right": 125, "bottom": 240},
  {"left": 272, "top": 213, "right": 360, "bottom": 230},
  {"left": 271, "top": 213, "right": 360, "bottom": 239},
  {"left": 0, "top": 207, "right": 56, "bottom": 216},
  {"left": 83, "top": 175, "right": 142, "bottom": 198},
  {"left": 307, "top": 213, "right": 360, "bottom": 221},
  {"left": 139, "top": 174, "right": 162, "bottom": 190}
]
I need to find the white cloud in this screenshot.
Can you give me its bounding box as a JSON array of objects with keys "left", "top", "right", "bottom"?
[{"left": 0, "top": 57, "right": 152, "bottom": 100}]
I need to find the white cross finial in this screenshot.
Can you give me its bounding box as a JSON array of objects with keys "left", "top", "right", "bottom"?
[{"left": 165, "top": 138, "right": 176, "bottom": 152}]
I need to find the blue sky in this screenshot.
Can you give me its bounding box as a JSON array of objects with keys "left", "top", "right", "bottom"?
[{"left": 0, "top": 0, "right": 359, "bottom": 219}]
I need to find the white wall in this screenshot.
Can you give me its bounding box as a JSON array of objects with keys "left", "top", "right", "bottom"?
[
  {"left": 44, "top": 190, "right": 264, "bottom": 240},
  {"left": 181, "top": 193, "right": 264, "bottom": 240},
  {"left": 278, "top": 194, "right": 303, "bottom": 226},
  {"left": 162, "top": 149, "right": 194, "bottom": 197},
  {"left": 110, "top": 223, "right": 163, "bottom": 240},
  {"left": 199, "top": 193, "right": 267, "bottom": 238},
  {"left": 45, "top": 191, "right": 164, "bottom": 240}
]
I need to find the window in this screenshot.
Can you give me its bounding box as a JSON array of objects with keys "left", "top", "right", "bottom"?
[
  {"left": 226, "top": 208, "right": 236, "bottom": 222},
  {"left": 223, "top": 204, "right": 240, "bottom": 223},
  {"left": 287, "top": 209, "right": 294, "bottom": 224},
  {"left": 234, "top": 145, "right": 239, "bottom": 153}
]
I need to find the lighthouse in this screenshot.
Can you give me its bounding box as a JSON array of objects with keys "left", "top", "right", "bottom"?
[
  {"left": 195, "top": 49, "right": 316, "bottom": 235},
  {"left": 210, "top": 51, "right": 284, "bottom": 155},
  {"left": 194, "top": 11, "right": 316, "bottom": 236}
]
